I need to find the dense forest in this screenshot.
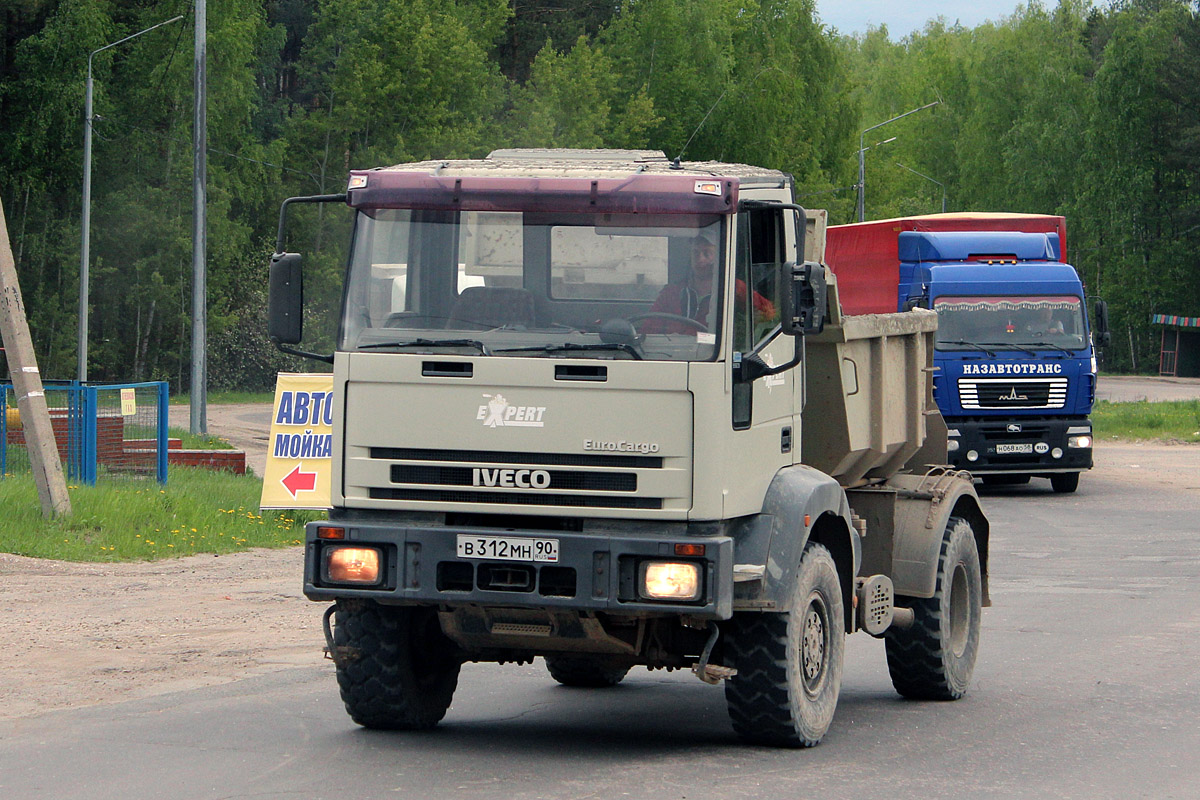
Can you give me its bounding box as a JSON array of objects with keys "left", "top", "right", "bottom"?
[{"left": 1, "top": 0, "right": 1197, "bottom": 389}]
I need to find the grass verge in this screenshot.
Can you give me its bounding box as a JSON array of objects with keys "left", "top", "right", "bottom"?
[
  {"left": 0, "top": 468, "right": 322, "bottom": 562},
  {"left": 171, "top": 391, "right": 276, "bottom": 405},
  {"left": 1092, "top": 399, "right": 1200, "bottom": 443},
  {"left": 168, "top": 426, "right": 235, "bottom": 450}
]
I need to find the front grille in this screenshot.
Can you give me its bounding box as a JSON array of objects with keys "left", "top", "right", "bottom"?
[
  {"left": 364, "top": 447, "right": 669, "bottom": 511},
  {"left": 980, "top": 424, "right": 1049, "bottom": 440},
  {"left": 370, "top": 487, "right": 662, "bottom": 509},
  {"left": 371, "top": 447, "right": 661, "bottom": 469},
  {"left": 959, "top": 378, "right": 1067, "bottom": 409},
  {"left": 391, "top": 465, "right": 637, "bottom": 493}
]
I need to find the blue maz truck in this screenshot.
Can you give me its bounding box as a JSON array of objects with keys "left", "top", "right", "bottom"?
[{"left": 826, "top": 214, "right": 1110, "bottom": 493}]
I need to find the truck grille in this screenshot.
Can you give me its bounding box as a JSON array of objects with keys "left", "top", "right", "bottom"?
[
  {"left": 367, "top": 448, "right": 664, "bottom": 510},
  {"left": 958, "top": 378, "right": 1067, "bottom": 410}
]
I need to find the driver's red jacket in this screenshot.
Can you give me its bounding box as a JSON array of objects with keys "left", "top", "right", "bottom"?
[{"left": 640, "top": 280, "right": 775, "bottom": 334}]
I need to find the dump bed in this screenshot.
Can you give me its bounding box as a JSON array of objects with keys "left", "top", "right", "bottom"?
[
  {"left": 826, "top": 213, "right": 1068, "bottom": 315},
  {"left": 801, "top": 274, "right": 944, "bottom": 487}
]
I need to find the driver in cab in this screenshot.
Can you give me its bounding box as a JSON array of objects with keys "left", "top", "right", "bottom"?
[{"left": 641, "top": 233, "right": 775, "bottom": 334}]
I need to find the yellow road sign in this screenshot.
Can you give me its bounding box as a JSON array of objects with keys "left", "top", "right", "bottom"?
[{"left": 260, "top": 373, "right": 334, "bottom": 509}]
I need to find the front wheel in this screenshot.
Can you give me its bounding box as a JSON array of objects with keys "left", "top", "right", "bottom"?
[
  {"left": 1050, "top": 472, "right": 1080, "bottom": 493},
  {"left": 724, "top": 543, "right": 845, "bottom": 747},
  {"left": 885, "top": 516, "right": 982, "bottom": 700},
  {"left": 333, "top": 601, "right": 462, "bottom": 730}
]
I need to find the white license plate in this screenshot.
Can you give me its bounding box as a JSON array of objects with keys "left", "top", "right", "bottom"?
[
  {"left": 995, "top": 443, "right": 1033, "bottom": 454},
  {"left": 457, "top": 534, "right": 559, "bottom": 563}
]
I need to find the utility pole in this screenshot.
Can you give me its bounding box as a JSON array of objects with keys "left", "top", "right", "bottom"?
[
  {"left": 0, "top": 199, "right": 71, "bottom": 518},
  {"left": 191, "top": 0, "right": 207, "bottom": 434}
]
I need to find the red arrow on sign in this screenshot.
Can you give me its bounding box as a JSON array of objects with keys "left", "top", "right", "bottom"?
[{"left": 281, "top": 464, "right": 317, "bottom": 498}]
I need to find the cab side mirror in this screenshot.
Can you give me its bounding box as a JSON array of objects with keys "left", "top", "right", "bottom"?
[
  {"left": 781, "top": 261, "right": 827, "bottom": 336},
  {"left": 268, "top": 252, "right": 303, "bottom": 345}
]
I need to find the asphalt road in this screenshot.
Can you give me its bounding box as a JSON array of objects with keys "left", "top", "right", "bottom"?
[
  {"left": 3, "top": 446, "right": 1199, "bottom": 799},
  {"left": 1096, "top": 374, "right": 1200, "bottom": 402}
]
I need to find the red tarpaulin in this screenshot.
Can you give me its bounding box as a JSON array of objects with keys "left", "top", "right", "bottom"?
[{"left": 826, "top": 213, "right": 1068, "bottom": 315}]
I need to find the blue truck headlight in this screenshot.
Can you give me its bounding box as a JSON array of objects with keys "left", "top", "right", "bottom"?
[{"left": 1068, "top": 435, "right": 1092, "bottom": 449}]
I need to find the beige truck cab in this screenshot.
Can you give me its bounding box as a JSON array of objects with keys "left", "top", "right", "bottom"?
[{"left": 268, "top": 149, "right": 989, "bottom": 747}]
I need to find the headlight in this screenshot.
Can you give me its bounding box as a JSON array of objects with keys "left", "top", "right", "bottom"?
[
  {"left": 947, "top": 439, "right": 960, "bottom": 452},
  {"left": 323, "top": 546, "right": 382, "bottom": 585},
  {"left": 1068, "top": 435, "right": 1092, "bottom": 449},
  {"left": 640, "top": 561, "right": 701, "bottom": 601}
]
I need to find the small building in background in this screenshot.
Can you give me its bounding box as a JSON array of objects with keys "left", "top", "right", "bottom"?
[{"left": 1153, "top": 313, "right": 1200, "bottom": 377}]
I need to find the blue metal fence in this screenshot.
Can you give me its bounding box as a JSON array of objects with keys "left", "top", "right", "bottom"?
[{"left": 1, "top": 381, "right": 168, "bottom": 485}]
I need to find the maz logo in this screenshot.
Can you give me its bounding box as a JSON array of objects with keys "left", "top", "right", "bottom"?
[
  {"left": 999, "top": 387, "right": 1029, "bottom": 401},
  {"left": 472, "top": 468, "right": 552, "bottom": 489}
]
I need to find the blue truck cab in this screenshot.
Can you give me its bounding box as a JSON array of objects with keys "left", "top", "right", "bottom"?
[{"left": 898, "top": 231, "right": 1101, "bottom": 493}]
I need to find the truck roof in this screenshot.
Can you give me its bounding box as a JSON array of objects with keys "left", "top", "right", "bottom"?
[
  {"left": 347, "top": 150, "right": 790, "bottom": 215},
  {"left": 926, "top": 262, "right": 1083, "bottom": 297},
  {"left": 898, "top": 231, "right": 1062, "bottom": 263},
  {"left": 367, "top": 149, "right": 789, "bottom": 183}
]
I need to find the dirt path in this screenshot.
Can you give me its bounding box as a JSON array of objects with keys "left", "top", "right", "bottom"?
[
  {"left": 1, "top": 439, "right": 1196, "bottom": 721},
  {"left": 168, "top": 403, "right": 273, "bottom": 476}
]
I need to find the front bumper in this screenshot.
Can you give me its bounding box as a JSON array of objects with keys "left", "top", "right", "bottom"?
[
  {"left": 946, "top": 416, "right": 1093, "bottom": 474},
  {"left": 304, "top": 519, "right": 734, "bottom": 620}
]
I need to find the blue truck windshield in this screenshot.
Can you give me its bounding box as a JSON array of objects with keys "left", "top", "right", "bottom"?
[
  {"left": 934, "top": 295, "right": 1086, "bottom": 351},
  {"left": 340, "top": 208, "right": 725, "bottom": 362}
]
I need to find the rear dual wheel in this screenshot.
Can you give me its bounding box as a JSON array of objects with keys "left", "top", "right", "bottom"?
[{"left": 885, "top": 516, "right": 982, "bottom": 700}]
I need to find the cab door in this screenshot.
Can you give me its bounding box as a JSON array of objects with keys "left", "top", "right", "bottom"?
[{"left": 722, "top": 204, "right": 795, "bottom": 514}]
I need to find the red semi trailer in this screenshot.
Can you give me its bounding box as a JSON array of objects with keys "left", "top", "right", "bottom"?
[{"left": 826, "top": 213, "right": 1068, "bottom": 315}]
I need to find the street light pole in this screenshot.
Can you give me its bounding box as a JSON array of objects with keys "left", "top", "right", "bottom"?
[
  {"left": 79, "top": 15, "right": 184, "bottom": 384},
  {"left": 895, "top": 162, "right": 947, "bottom": 213},
  {"left": 857, "top": 100, "right": 940, "bottom": 222},
  {"left": 191, "top": 0, "right": 207, "bottom": 435}
]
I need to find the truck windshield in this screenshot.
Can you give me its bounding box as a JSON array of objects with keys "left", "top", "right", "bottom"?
[
  {"left": 340, "top": 208, "right": 725, "bottom": 362},
  {"left": 933, "top": 295, "right": 1086, "bottom": 351}
]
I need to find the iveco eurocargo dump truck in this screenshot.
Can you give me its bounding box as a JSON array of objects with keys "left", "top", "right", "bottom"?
[
  {"left": 827, "top": 214, "right": 1110, "bottom": 493},
  {"left": 267, "top": 149, "right": 990, "bottom": 747}
]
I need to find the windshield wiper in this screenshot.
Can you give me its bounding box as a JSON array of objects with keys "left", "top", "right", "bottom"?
[
  {"left": 941, "top": 339, "right": 996, "bottom": 357},
  {"left": 974, "top": 341, "right": 1038, "bottom": 356},
  {"left": 1022, "top": 341, "right": 1077, "bottom": 355},
  {"left": 358, "top": 337, "right": 491, "bottom": 356},
  {"left": 495, "top": 342, "right": 643, "bottom": 360}
]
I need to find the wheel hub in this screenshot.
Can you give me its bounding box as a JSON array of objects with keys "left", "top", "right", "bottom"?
[{"left": 801, "top": 602, "right": 826, "bottom": 685}]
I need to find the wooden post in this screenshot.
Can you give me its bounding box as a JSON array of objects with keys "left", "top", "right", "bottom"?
[{"left": 0, "top": 197, "right": 71, "bottom": 518}]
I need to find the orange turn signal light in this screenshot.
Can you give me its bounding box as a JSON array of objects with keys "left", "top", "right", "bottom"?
[
  {"left": 317, "top": 526, "right": 345, "bottom": 540},
  {"left": 674, "top": 543, "right": 705, "bottom": 557}
]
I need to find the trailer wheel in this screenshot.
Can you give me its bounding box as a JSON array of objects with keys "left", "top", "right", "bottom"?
[
  {"left": 885, "top": 516, "right": 981, "bottom": 700},
  {"left": 544, "top": 655, "right": 631, "bottom": 687},
  {"left": 1050, "top": 472, "right": 1079, "bottom": 493},
  {"left": 724, "top": 543, "right": 845, "bottom": 747},
  {"left": 334, "top": 601, "right": 461, "bottom": 730}
]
